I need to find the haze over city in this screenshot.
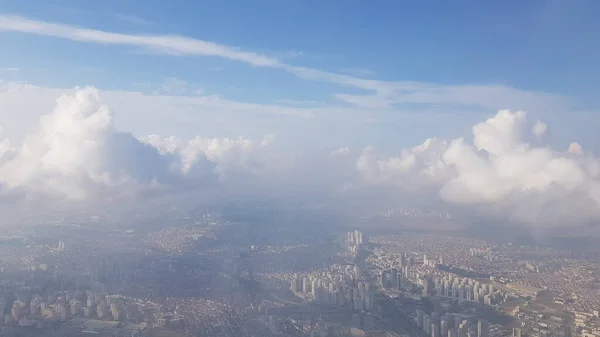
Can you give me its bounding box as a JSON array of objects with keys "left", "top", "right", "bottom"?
[{"left": 0, "top": 1, "right": 600, "bottom": 337}]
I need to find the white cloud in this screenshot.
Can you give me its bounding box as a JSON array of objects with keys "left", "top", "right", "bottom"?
[
  {"left": 0, "top": 126, "right": 11, "bottom": 161},
  {"left": 357, "top": 138, "right": 450, "bottom": 188},
  {"left": 139, "top": 133, "right": 277, "bottom": 179},
  {"left": 0, "top": 82, "right": 319, "bottom": 145},
  {"left": 0, "top": 15, "right": 279, "bottom": 67},
  {"left": 0, "top": 85, "right": 598, "bottom": 228},
  {"left": 0, "top": 87, "right": 279, "bottom": 200},
  {"left": 0, "top": 15, "right": 595, "bottom": 228},
  {"left": 358, "top": 110, "right": 600, "bottom": 226},
  {"left": 0, "top": 16, "right": 568, "bottom": 113},
  {"left": 1, "top": 67, "right": 20, "bottom": 72},
  {"left": 0, "top": 87, "right": 137, "bottom": 198}
]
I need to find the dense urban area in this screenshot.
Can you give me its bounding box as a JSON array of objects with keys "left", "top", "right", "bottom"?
[{"left": 0, "top": 201, "right": 598, "bottom": 337}]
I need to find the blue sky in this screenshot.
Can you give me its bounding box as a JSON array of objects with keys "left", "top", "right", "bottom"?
[{"left": 0, "top": 0, "right": 599, "bottom": 151}]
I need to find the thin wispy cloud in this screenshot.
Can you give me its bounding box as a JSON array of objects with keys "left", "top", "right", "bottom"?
[
  {"left": 1, "top": 67, "right": 20, "bottom": 72},
  {"left": 0, "top": 15, "right": 569, "bottom": 113},
  {"left": 0, "top": 15, "right": 280, "bottom": 67}
]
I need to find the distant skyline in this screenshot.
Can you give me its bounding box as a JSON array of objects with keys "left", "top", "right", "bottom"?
[{"left": 0, "top": 1, "right": 600, "bottom": 228}]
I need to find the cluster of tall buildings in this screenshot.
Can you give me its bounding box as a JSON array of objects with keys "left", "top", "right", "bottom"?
[
  {"left": 469, "top": 248, "right": 493, "bottom": 261},
  {"left": 380, "top": 268, "right": 402, "bottom": 290},
  {"left": 370, "top": 251, "right": 411, "bottom": 270},
  {"left": 1, "top": 291, "right": 126, "bottom": 328},
  {"left": 373, "top": 252, "right": 505, "bottom": 306},
  {"left": 524, "top": 261, "right": 547, "bottom": 273},
  {"left": 344, "top": 230, "right": 366, "bottom": 255},
  {"left": 423, "top": 254, "right": 441, "bottom": 268},
  {"left": 57, "top": 239, "right": 66, "bottom": 251},
  {"left": 377, "top": 253, "right": 418, "bottom": 291},
  {"left": 290, "top": 264, "right": 375, "bottom": 311},
  {"left": 431, "top": 275, "right": 504, "bottom": 305},
  {"left": 351, "top": 311, "right": 375, "bottom": 331},
  {"left": 416, "top": 311, "right": 489, "bottom": 337}
]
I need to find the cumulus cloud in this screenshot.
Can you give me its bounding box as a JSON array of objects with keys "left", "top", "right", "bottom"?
[
  {"left": 0, "top": 87, "right": 277, "bottom": 200},
  {"left": 0, "top": 86, "right": 598, "bottom": 229},
  {"left": 357, "top": 138, "right": 450, "bottom": 188},
  {"left": 0, "top": 88, "right": 119, "bottom": 198},
  {"left": 139, "top": 133, "right": 277, "bottom": 179},
  {"left": 358, "top": 109, "right": 600, "bottom": 226}
]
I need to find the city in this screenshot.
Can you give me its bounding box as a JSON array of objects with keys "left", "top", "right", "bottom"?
[
  {"left": 0, "top": 201, "right": 598, "bottom": 337},
  {"left": 1, "top": 1, "right": 600, "bottom": 337}
]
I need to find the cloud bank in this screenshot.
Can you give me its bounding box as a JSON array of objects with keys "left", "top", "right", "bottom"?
[
  {"left": 357, "top": 110, "right": 600, "bottom": 226},
  {"left": 0, "top": 87, "right": 279, "bottom": 201},
  {"left": 0, "top": 87, "right": 598, "bottom": 229}
]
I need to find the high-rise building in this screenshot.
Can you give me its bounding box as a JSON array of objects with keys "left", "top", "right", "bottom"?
[
  {"left": 416, "top": 310, "right": 424, "bottom": 328},
  {"left": 302, "top": 277, "right": 310, "bottom": 293},
  {"left": 398, "top": 253, "right": 406, "bottom": 268},
  {"left": 424, "top": 315, "right": 432, "bottom": 335},
  {"left": 364, "top": 312, "right": 375, "bottom": 331},
  {"left": 380, "top": 270, "right": 390, "bottom": 288},
  {"left": 458, "top": 321, "right": 469, "bottom": 337},
  {"left": 432, "top": 322, "right": 440, "bottom": 337},
  {"left": 364, "top": 294, "right": 374, "bottom": 310},
  {"left": 454, "top": 316, "right": 463, "bottom": 331},
  {"left": 268, "top": 316, "right": 279, "bottom": 334},
  {"left": 478, "top": 320, "right": 489, "bottom": 337},
  {"left": 441, "top": 320, "right": 449, "bottom": 337},
  {"left": 391, "top": 269, "right": 398, "bottom": 289},
  {"left": 290, "top": 277, "right": 300, "bottom": 293}
]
